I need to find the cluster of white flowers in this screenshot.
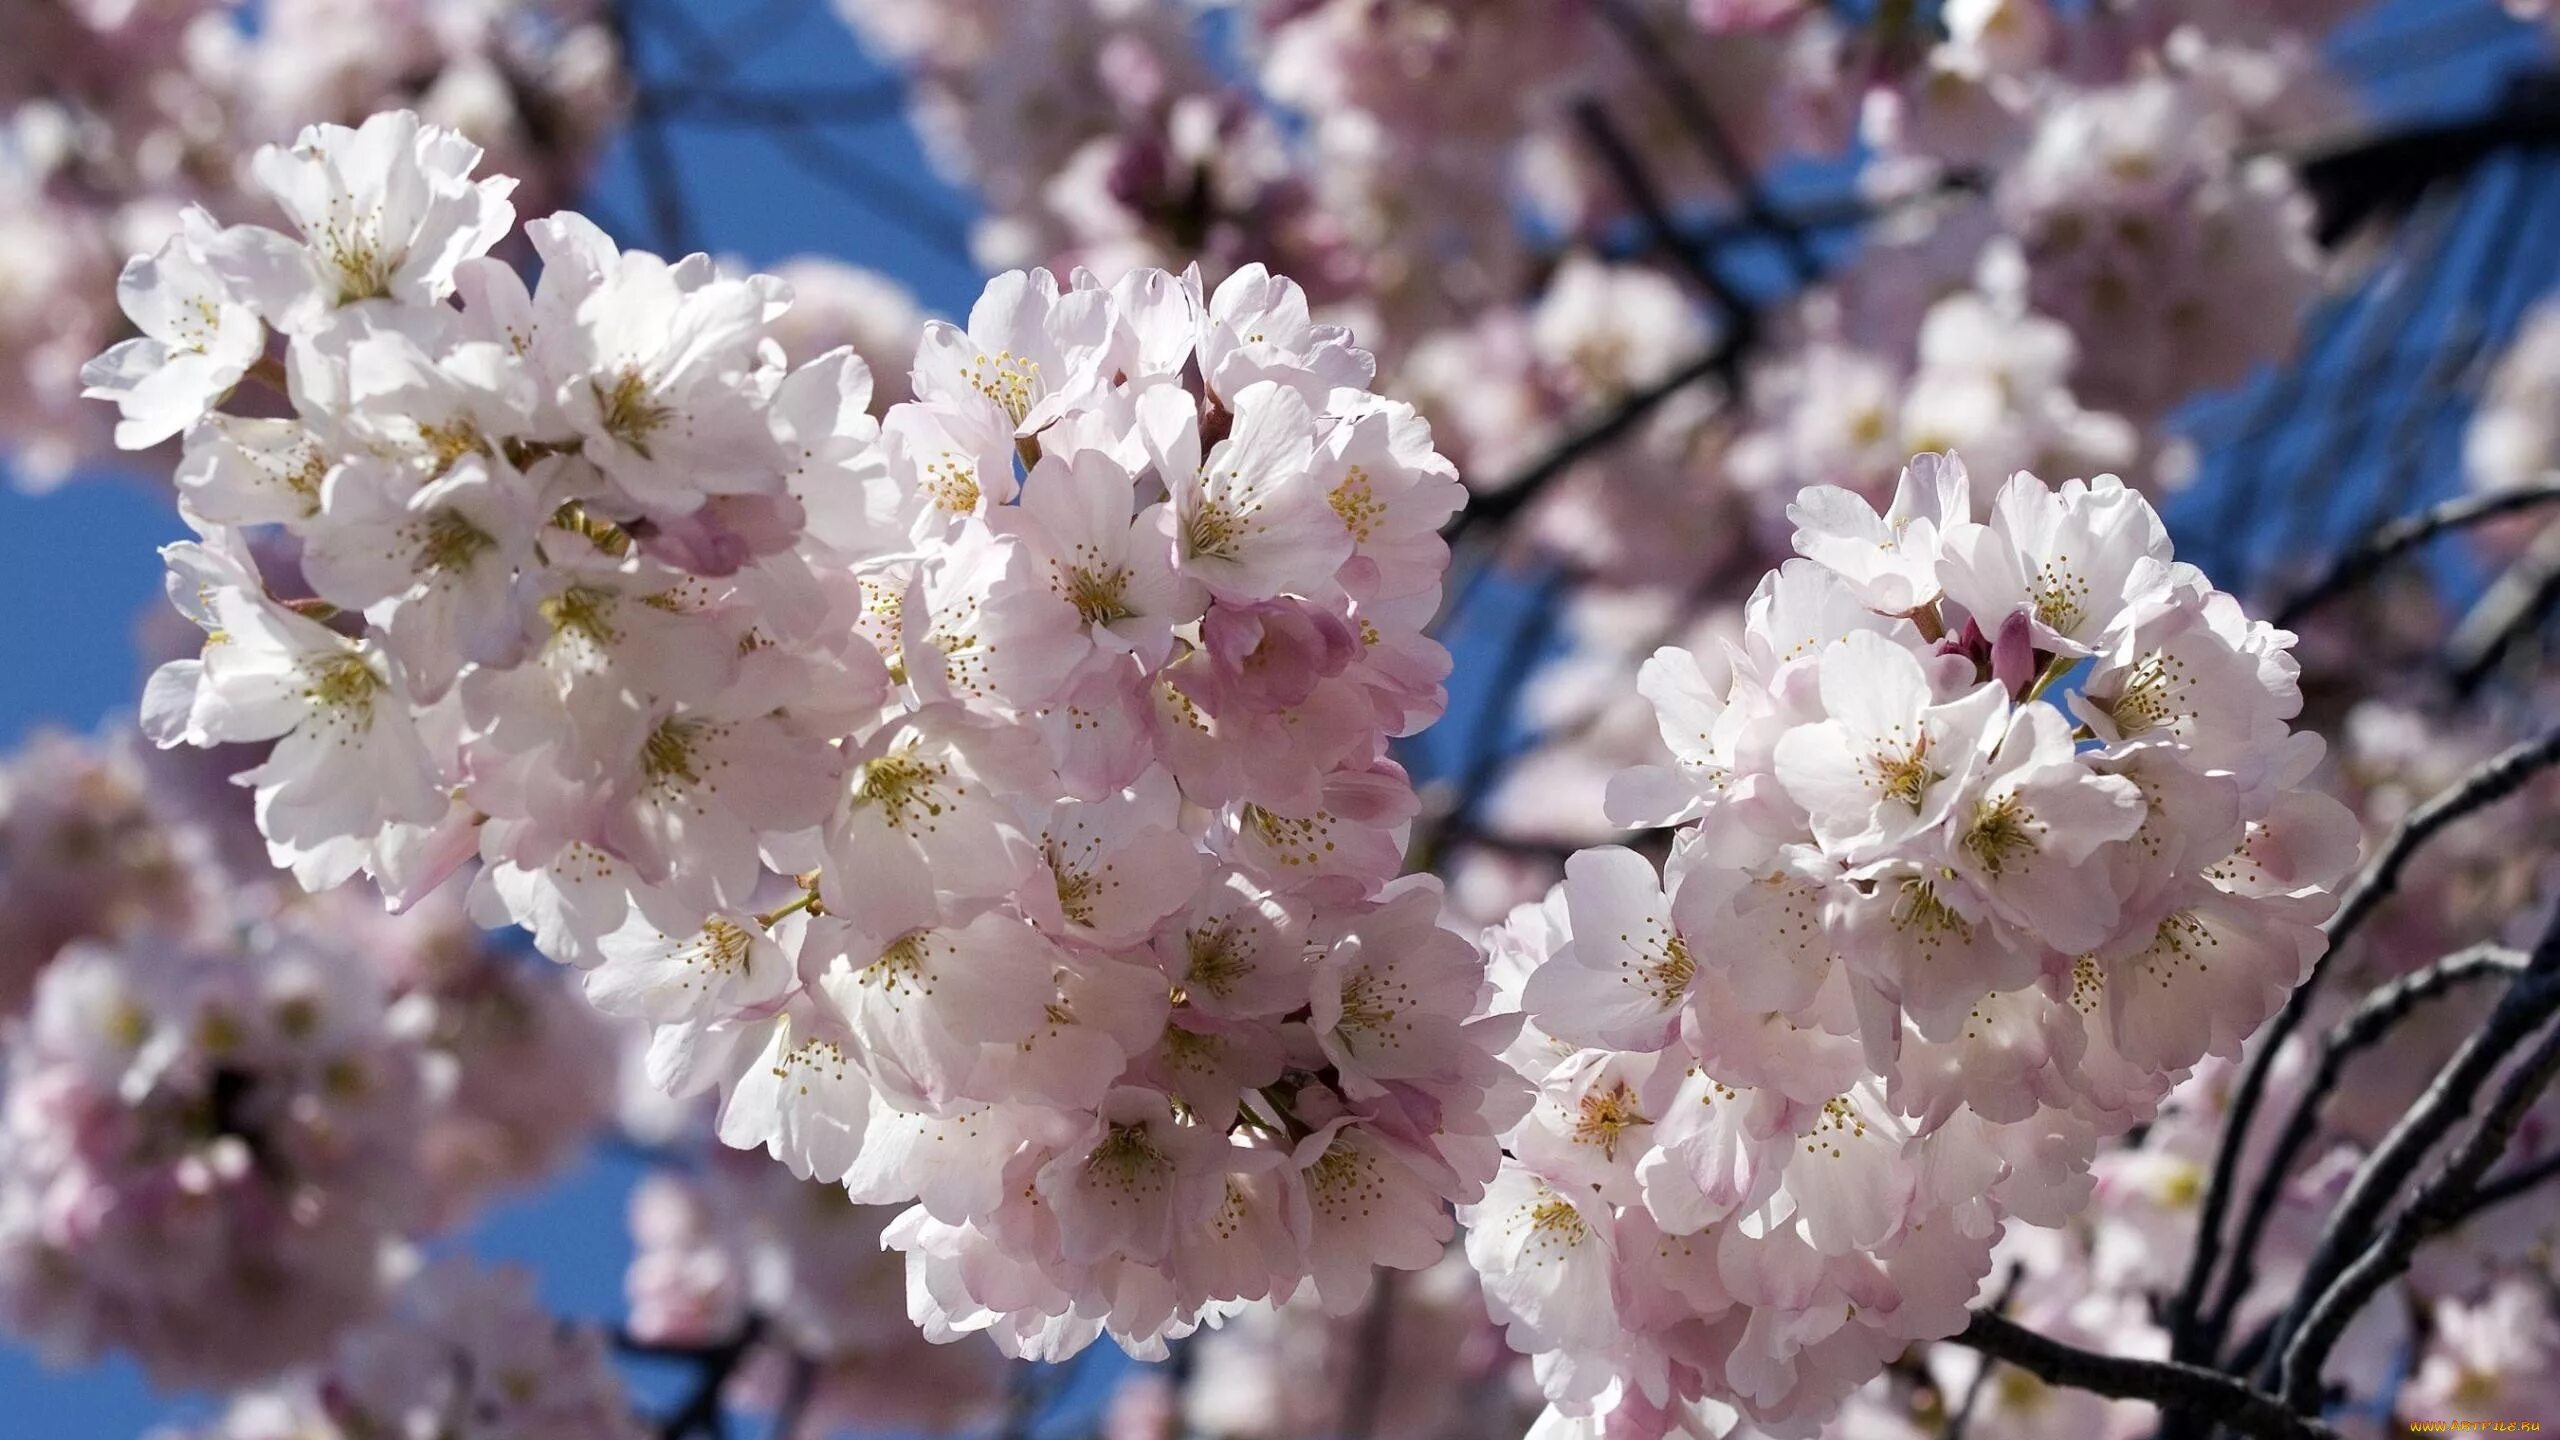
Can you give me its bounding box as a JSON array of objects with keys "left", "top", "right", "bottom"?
[
  {"left": 151, "top": 1258, "right": 641, "bottom": 1440},
  {"left": 0, "top": 721, "right": 620, "bottom": 1387},
  {"left": 110, "top": 108, "right": 1521, "bottom": 1364},
  {"left": 626, "top": 1152, "right": 1009, "bottom": 1435},
  {"left": 0, "top": 927, "right": 430, "bottom": 1386},
  {"left": 1463, "top": 453, "right": 2360, "bottom": 1437}
]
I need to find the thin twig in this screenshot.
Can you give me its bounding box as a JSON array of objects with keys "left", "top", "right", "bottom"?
[
  {"left": 1592, "top": 0, "right": 1823, "bottom": 284},
  {"left": 1950, "top": 1312, "right": 2334, "bottom": 1440},
  {"left": 617, "top": 1316, "right": 766, "bottom": 1440},
  {"left": 2273, "top": 480, "right": 2560, "bottom": 627},
  {"left": 1442, "top": 340, "right": 1739, "bottom": 544},
  {"left": 1569, "top": 99, "right": 1755, "bottom": 320},
  {"left": 2449, "top": 514, "right": 2560, "bottom": 691},
  {"left": 1942, "top": 1269, "right": 2021, "bottom": 1440},
  {"left": 2259, "top": 905, "right": 2560, "bottom": 1402},
  {"left": 2192, "top": 944, "right": 2528, "bottom": 1358},
  {"left": 2456, "top": 1146, "right": 2560, "bottom": 1219},
  {"left": 608, "top": 0, "right": 696, "bottom": 255},
  {"left": 2274, "top": 918, "right": 2560, "bottom": 1408}
]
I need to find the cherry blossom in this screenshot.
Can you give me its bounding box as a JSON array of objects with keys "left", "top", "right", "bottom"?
[
  {"left": 1469, "top": 452, "right": 2355, "bottom": 1437},
  {"left": 106, "top": 116, "right": 1513, "bottom": 1369}
]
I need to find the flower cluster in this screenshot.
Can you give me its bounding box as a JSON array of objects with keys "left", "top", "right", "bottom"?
[
  {"left": 115, "top": 109, "right": 1519, "bottom": 1363},
  {"left": 0, "top": 722, "right": 618, "bottom": 1387},
  {"left": 1463, "top": 453, "right": 2358, "bottom": 1436},
  {"left": 2469, "top": 296, "right": 2560, "bottom": 495},
  {"left": 626, "top": 1151, "right": 1009, "bottom": 1436},
  {"left": 150, "top": 1258, "right": 641, "bottom": 1440},
  {"left": 0, "top": 0, "right": 621, "bottom": 485},
  {"left": 0, "top": 926, "right": 430, "bottom": 1386}
]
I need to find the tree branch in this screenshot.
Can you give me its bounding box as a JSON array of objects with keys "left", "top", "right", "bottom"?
[
  {"left": 617, "top": 1316, "right": 766, "bottom": 1440},
  {"left": 1569, "top": 99, "right": 1755, "bottom": 320},
  {"left": 2449, "top": 514, "right": 2560, "bottom": 692},
  {"left": 2259, "top": 905, "right": 2560, "bottom": 1403},
  {"left": 1441, "top": 339, "right": 1740, "bottom": 544},
  {"left": 2190, "top": 944, "right": 2527, "bottom": 1358},
  {"left": 2272, "top": 478, "right": 2560, "bottom": 627},
  {"left": 1592, "top": 0, "right": 1823, "bottom": 284},
  {"left": 2275, "top": 936, "right": 2560, "bottom": 1408},
  {"left": 1950, "top": 1312, "right": 2333, "bottom": 1440}
]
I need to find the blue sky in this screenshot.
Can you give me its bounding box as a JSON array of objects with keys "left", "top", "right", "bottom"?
[{"left": 0, "top": 0, "right": 2550, "bottom": 1433}]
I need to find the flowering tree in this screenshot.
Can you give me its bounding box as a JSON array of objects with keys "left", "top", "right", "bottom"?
[{"left": 4, "top": 3, "right": 2560, "bottom": 1440}]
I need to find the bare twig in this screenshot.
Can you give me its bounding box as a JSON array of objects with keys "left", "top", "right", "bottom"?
[
  {"left": 2274, "top": 480, "right": 2560, "bottom": 627},
  {"left": 1950, "top": 1312, "right": 2334, "bottom": 1440},
  {"left": 1592, "top": 0, "right": 1823, "bottom": 284},
  {"left": 1442, "top": 340, "right": 1739, "bottom": 545},
  {"left": 1570, "top": 99, "right": 1755, "bottom": 320},
  {"left": 2455, "top": 1146, "right": 2560, "bottom": 1219},
  {"left": 1942, "top": 1269, "right": 2021, "bottom": 1440},
  {"left": 2449, "top": 514, "right": 2560, "bottom": 690},
  {"left": 2259, "top": 905, "right": 2560, "bottom": 1403},
  {"left": 2192, "top": 944, "right": 2528, "bottom": 1358},
  {"left": 2274, "top": 920, "right": 2560, "bottom": 1408},
  {"left": 617, "top": 1316, "right": 765, "bottom": 1440}
]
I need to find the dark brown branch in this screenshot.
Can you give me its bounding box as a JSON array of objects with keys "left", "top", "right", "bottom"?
[
  {"left": 2259, "top": 905, "right": 2560, "bottom": 1403},
  {"left": 1950, "top": 1312, "right": 2333, "bottom": 1440},
  {"left": 616, "top": 1316, "right": 766, "bottom": 1440},
  {"left": 2456, "top": 1146, "right": 2560, "bottom": 1219},
  {"left": 2192, "top": 944, "right": 2528, "bottom": 1358},
  {"left": 2273, "top": 478, "right": 2560, "bottom": 627},
  {"left": 2449, "top": 514, "right": 2560, "bottom": 691},
  {"left": 1592, "top": 0, "right": 1823, "bottom": 284},
  {"left": 1569, "top": 99, "right": 1755, "bottom": 320},
  {"left": 2275, "top": 920, "right": 2560, "bottom": 1408},
  {"left": 1441, "top": 340, "right": 1739, "bottom": 544},
  {"left": 1942, "top": 1269, "right": 2021, "bottom": 1440},
  {"left": 2294, "top": 70, "right": 2560, "bottom": 246}
]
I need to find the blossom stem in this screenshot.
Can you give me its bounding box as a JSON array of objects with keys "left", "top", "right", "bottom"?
[
  {"left": 756, "top": 891, "right": 821, "bottom": 929},
  {"left": 2020, "top": 653, "right": 2075, "bottom": 702},
  {"left": 1951, "top": 1312, "right": 2334, "bottom": 1440}
]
